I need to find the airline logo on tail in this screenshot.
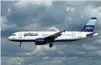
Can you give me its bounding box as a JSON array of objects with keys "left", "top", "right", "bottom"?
[
  {"left": 81, "top": 17, "right": 96, "bottom": 32},
  {"left": 86, "top": 27, "right": 94, "bottom": 29}
]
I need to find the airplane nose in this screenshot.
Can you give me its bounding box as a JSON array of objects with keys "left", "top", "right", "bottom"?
[{"left": 8, "top": 36, "right": 12, "bottom": 40}]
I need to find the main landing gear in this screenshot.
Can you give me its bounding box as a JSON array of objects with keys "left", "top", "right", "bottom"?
[{"left": 49, "top": 43, "right": 53, "bottom": 48}]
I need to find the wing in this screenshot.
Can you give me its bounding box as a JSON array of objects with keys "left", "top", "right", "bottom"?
[{"left": 44, "top": 30, "right": 65, "bottom": 42}]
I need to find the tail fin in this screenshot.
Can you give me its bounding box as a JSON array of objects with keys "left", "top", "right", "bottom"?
[{"left": 81, "top": 17, "right": 97, "bottom": 32}]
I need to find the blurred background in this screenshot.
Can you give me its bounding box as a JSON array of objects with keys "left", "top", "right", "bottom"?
[{"left": 1, "top": 0, "right": 101, "bottom": 65}]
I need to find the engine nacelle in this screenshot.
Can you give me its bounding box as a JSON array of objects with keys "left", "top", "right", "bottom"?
[{"left": 35, "top": 38, "right": 47, "bottom": 45}]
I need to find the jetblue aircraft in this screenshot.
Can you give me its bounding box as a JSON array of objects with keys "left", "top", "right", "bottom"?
[{"left": 8, "top": 17, "right": 98, "bottom": 48}]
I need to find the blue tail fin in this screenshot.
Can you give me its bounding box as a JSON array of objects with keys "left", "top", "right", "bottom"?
[{"left": 81, "top": 17, "right": 97, "bottom": 32}]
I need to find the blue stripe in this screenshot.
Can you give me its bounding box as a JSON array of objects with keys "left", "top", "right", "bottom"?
[{"left": 86, "top": 19, "right": 96, "bottom": 25}]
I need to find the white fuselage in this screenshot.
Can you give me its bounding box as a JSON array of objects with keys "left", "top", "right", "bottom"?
[{"left": 8, "top": 31, "right": 98, "bottom": 42}]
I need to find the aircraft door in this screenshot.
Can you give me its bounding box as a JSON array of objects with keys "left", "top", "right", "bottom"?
[
  {"left": 78, "top": 32, "right": 81, "bottom": 39},
  {"left": 73, "top": 32, "right": 78, "bottom": 39},
  {"left": 18, "top": 32, "right": 23, "bottom": 39}
]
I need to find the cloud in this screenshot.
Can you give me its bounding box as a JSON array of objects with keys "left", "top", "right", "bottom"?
[
  {"left": 1, "top": 37, "right": 8, "bottom": 44},
  {"left": 82, "top": 44, "right": 97, "bottom": 50},
  {"left": 0, "top": 16, "right": 17, "bottom": 31},
  {"left": 7, "top": 57, "right": 24, "bottom": 65},
  {"left": 94, "top": 38, "right": 101, "bottom": 44},
  {"left": 96, "top": 50, "right": 101, "bottom": 55},
  {"left": 42, "top": 56, "right": 49, "bottom": 60},
  {"left": 2, "top": 56, "right": 101, "bottom": 65},
  {"left": 66, "top": 7, "right": 76, "bottom": 12},
  {"left": 24, "top": 44, "right": 56, "bottom": 56},
  {"left": 49, "top": 57, "right": 66, "bottom": 65},
  {"left": 33, "top": 45, "right": 55, "bottom": 53},
  {"left": 83, "top": 5, "right": 101, "bottom": 17},
  {"left": 1, "top": 1, "right": 101, "bottom": 65},
  {"left": 58, "top": 51, "right": 64, "bottom": 55},
  {"left": 44, "top": 26, "right": 60, "bottom": 31},
  {"left": 22, "top": 22, "right": 41, "bottom": 31},
  {"left": 14, "top": 0, "right": 52, "bottom": 8}
]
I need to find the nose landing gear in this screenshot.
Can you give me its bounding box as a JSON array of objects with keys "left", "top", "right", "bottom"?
[
  {"left": 19, "top": 42, "right": 22, "bottom": 47},
  {"left": 49, "top": 43, "right": 53, "bottom": 48}
]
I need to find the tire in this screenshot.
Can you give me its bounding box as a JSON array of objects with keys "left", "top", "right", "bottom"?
[{"left": 49, "top": 43, "right": 53, "bottom": 48}]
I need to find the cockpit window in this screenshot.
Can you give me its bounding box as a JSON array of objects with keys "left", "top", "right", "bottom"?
[{"left": 12, "top": 34, "right": 16, "bottom": 36}]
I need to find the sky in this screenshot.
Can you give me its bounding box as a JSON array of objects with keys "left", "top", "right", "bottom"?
[{"left": 1, "top": 0, "right": 101, "bottom": 65}]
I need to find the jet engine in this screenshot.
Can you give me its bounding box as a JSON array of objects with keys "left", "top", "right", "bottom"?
[{"left": 35, "top": 38, "right": 47, "bottom": 45}]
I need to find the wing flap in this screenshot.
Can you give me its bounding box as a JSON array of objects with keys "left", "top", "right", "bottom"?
[{"left": 44, "top": 30, "right": 65, "bottom": 42}]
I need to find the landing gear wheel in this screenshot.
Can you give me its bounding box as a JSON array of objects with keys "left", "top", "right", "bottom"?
[{"left": 49, "top": 43, "right": 53, "bottom": 48}]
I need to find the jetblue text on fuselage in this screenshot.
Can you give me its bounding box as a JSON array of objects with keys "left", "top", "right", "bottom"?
[{"left": 24, "top": 33, "right": 38, "bottom": 37}]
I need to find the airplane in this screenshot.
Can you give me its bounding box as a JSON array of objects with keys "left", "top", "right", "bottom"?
[{"left": 8, "top": 17, "right": 98, "bottom": 48}]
